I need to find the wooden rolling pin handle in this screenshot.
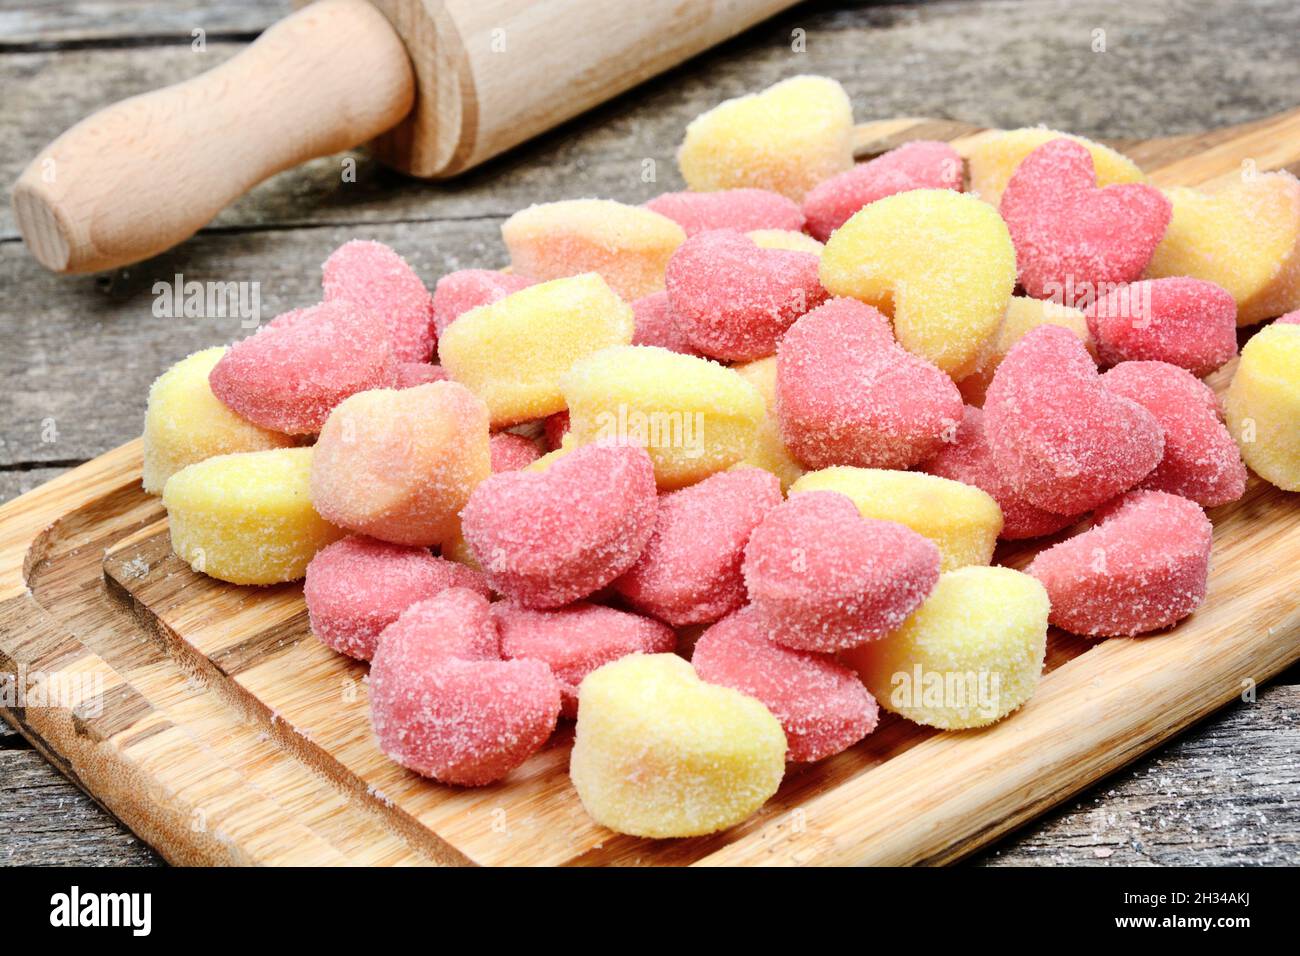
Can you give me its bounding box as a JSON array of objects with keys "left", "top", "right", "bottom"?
[{"left": 11, "top": 0, "right": 414, "bottom": 274}]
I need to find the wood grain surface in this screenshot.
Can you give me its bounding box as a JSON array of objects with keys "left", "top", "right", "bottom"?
[{"left": 2, "top": 0, "right": 1299, "bottom": 866}]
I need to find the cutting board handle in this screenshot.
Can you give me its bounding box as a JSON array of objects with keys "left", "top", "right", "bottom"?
[{"left": 10, "top": 0, "right": 414, "bottom": 274}]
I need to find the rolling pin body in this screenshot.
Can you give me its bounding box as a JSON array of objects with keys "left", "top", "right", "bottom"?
[
  {"left": 13, "top": 0, "right": 413, "bottom": 273},
  {"left": 13, "top": 0, "right": 799, "bottom": 274}
]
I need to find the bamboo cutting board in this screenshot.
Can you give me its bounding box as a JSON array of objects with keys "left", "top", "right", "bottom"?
[{"left": 2, "top": 110, "right": 1299, "bottom": 866}]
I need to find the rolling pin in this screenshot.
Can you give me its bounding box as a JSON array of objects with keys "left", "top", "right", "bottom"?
[{"left": 12, "top": 0, "right": 799, "bottom": 274}]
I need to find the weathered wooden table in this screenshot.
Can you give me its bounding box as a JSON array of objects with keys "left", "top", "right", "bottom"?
[{"left": 2, "top": 0, "right": 1297, "bottom": 866}]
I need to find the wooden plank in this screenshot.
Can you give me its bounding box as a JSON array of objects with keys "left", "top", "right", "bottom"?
[
  {"left": 0, "top": 467, "right": 74, "bottom": 503},
  {"left": 0, "top": 747, "right": 161, "bottom": 866},
  {"left": 979, "top": 684, "right": 1300, "bottom": 866},
  {"left": 0, "top": 1, "right": 284, "bottom": 45}
]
